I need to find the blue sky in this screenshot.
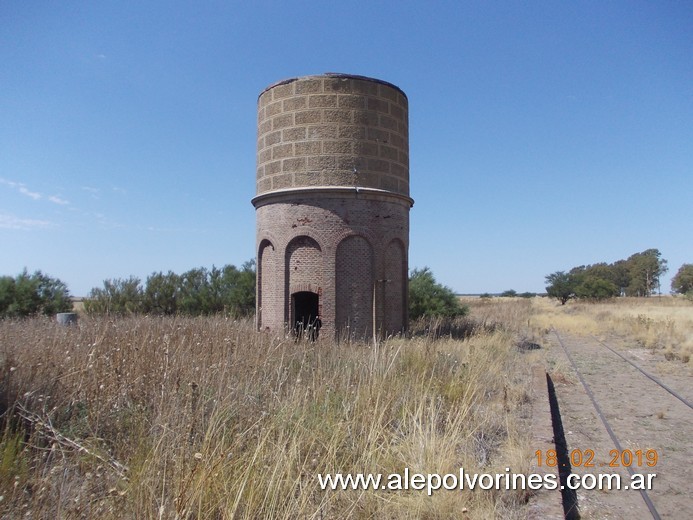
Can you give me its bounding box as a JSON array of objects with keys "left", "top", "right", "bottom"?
[{"left": 1, "top": 1, "right": 691, "bottom": 296}]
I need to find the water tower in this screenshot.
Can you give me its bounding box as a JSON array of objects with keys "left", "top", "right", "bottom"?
[{"left": 252, "top": 73, "right": 413, "bottom": 339}]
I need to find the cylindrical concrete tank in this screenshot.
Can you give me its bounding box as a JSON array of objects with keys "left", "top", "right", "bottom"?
[
  {"left": 56, "top": 312, "right": 78, "bottom": 326},
  {"left": 253, "top": 73, "right": 413, "bottom": 340}
]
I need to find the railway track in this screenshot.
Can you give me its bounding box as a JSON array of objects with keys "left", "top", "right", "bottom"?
[
  {"left": 588, "top": 335, "right": 692, "bottom": 411},
  {"left": 547, "top": 328, "right": 693, "bottom": 519}
]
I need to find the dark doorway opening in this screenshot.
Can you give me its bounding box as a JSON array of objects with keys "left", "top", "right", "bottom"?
[{"left": 292, "top": 291, "right": 320, "bottom": 339}]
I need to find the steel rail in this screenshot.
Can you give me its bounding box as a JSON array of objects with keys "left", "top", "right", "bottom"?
[
  {"left": 590, "top": 335, "right": 693, "bottom": 410},
  {"left": 552, "top": 328, "right": 662, "bottom": 520}
]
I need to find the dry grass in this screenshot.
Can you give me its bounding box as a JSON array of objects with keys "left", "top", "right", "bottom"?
[
  {"left": 0, "top": 310, "right": 535, "bottom": 519},
  {"left": 461, "top": 298, "right": 533, "bottom": 334},
  {"left": 530, "top": 296, "right": 693, "bottom": 363}
]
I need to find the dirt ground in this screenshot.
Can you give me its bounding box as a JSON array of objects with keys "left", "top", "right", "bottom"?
[{"left": 543, "top": 330, "right": 692, "bottom": 519}]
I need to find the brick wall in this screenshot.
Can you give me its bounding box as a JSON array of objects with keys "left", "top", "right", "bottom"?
[
  {"left": 286, "top": 236, "right": 324, "bottom": 323},
  {"left": 255, "top": 193, "right": 410, "bottom": 338},
  {"left": 384, "top": 239, "right": 406, "bottom": 334},
  {"left": 336, "top": 235, "right": 374, "bottom": 338}
]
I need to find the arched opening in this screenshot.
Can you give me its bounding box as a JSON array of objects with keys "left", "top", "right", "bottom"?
[
  {"left": 257, "top": 239, "right": 275, "bottom": 330},
  {"left": 291, "top": 291, "right": 320, "bottom": 336},
  {"left": 336, "top": 235, "right": 373, "bottom": 338},
  {"left": 285, "top": 235, "right": 323, "bottom": 328},
  {"left": 384, "top": 238, "right": 406, "bottom": 334}
]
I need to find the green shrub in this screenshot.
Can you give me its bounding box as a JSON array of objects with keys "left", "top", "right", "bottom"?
[
  {"left": 85, "top": 261, "right": 256, "bottom": 317},
  {"left": 84, "top": 277, "right": 144, "bottom": 315},
  {"left": 408, "top": 267, "right": 467, "bottom": 320},
  {"left": 0, "top": 269, "right": 72, "bottom": 318}
]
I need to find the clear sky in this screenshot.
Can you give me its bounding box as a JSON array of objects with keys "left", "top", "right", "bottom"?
[{"left": 1, "top": 1, "right": 691, "bottom": 296}]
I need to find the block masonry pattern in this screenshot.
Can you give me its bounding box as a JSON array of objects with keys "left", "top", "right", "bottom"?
[{"left": 256, "top": 75, "right": 409, "bottom": 196}]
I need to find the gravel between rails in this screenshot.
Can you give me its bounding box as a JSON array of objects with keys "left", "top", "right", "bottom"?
[{"left": 544, "top": 331, "right": 693, "bottom": 519}]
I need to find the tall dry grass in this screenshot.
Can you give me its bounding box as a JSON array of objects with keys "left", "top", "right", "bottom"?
[
  {"left": 530, "top": 296, "right": 693, "bottom": 363},
  {"left": 0, "top": 310, "right": 535, "bottom": 519},
  {"left": 461, "top": 298, "right": 533, "bottom": 335}
]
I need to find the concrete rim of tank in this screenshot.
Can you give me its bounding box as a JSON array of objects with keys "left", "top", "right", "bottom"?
[
  {"left": 258, "top": 72, "right": 407, "bottom": 100},
  {"left": 251, "top": 186, "right": 414, "bottom": 209}
]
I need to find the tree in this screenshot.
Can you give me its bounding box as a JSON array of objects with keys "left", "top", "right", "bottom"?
[
  {"left": 10, "top": 270, "right": 41, "bottom": 316},
  {"left": 84, "top": 277, "right": 143, "bottom": 315},
  {"left": 545, "top": 248, "right": 668, "bottom": 302},
  {"left": 33, "top": 271, "right": 72, "bottom": 315},
  {"left": 574, "top": 276, "right": 620, "bottom": 300},
  {"left": 179, "top": 267, "right": 212, "bottom": 314},
  {"left": 225, "top": 260, "right": 256, "bottom": 317},
  {"left": 84, "top": 261, "right": 256, "bottom": 317},
  {"left": 0, "top": 276, "right": 15, "bottom": 315},
  {"left": 143, "top": 271, "right": 180, "bottom": 315},
  {"left": 582, "top": 262, "right": 624, "bottom": 292},
  {"left": 500, "top": 289, "right": 517, "bottom": 297},
  {"left": 545, "top": 271, "right": 575, "bottom": 305},
  {"left": 177, "top": 262, "right": 255, "bottom": 316},
  {"left": 408, "top": 267, "right": 467, "bottom": 320},
  {"left": 671, "top": 264, "right": 693, "bottom": 295},
  {"left": 0, "top": 269, "right": 72, "bottom": 318},
  {"left": 610, "top": 260, "right": 631, "bottom": 296},
  {"left": 625, "top": 249, "right": 668, "bottom": 296},
  {"left": 213, "top": 262, "right": 256, "bottom": 317}
]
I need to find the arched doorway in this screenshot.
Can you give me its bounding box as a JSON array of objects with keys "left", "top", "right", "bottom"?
[{"left": 292, "top": 291, "right": 319, "bottom": 332}]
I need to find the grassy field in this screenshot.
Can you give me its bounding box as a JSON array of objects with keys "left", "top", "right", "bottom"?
[
  {"left": 3, "top": 296, "right": 688, "bottom": 518},
  {"left": 0, "top": 301, "right": 535, "bottom": 519},
  {"left": 528, "top": 296, "right": 693, "bottom": 363}
]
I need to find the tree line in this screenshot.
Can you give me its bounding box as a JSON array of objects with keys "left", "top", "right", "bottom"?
[
  {"left": 544, "top": 248, "right": 684, "bottom": 304},
  {"left": 1, "top": 262, "right": 467, "bottom": 321},
  {"left": 84, "top": 262, "right": 256, "bottom": 317}
]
